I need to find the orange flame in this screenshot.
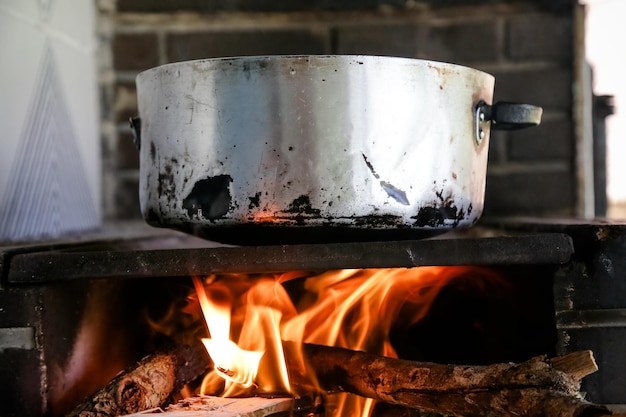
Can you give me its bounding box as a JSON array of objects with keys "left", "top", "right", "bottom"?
[
  {"left": 193, "top": 266, "right": 506, "bottom": 416},
  {"left": 193, "top": 275, "right": 295, "bottom": 396},
  {"left": 192, "top": 276, "right": 262, "bottom": 388}
]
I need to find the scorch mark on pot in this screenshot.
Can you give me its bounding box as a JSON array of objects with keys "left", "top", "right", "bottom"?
[
  {"left": 182, "top": 175, "right": 233, "bottom": 220},
  {"left": 362, "top": 153, "right": 410, "bottom": 206},
  {"left": 283, "top": 195, "right": 321, "bottom": 216},
  {"left": 412, "top": 205, "right": 460, "bottom": 227},
  {"left": 411, "top": 185, "right": 473, "bottom": 228},
  {"left": 157, "top": 164, "right": 176, "bottom": 197},
  {"left": 248, "top": 192, "right": 261, "bottom": 210},
  {"left": 150, "top": 142, "right": 157, "bottom": 164},
  {"left": 280, "top": 195, "right": 322, "bottom": 225}
]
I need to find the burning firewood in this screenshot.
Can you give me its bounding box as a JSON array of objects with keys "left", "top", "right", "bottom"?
[
  {"left": 67, "top": 342, "right": 210, "bottom": 417},
  {"left": 301, "top": 344, "right": 609, "bottom": 417},
  {"left": 66, "top": 352, "right": 175, "bottom": 417},
  {"left": 118, "top": 396, "right": 295, "bottom": 417},
  {"left": 69, "top": 342, "right": 611, "bottom": 417}
]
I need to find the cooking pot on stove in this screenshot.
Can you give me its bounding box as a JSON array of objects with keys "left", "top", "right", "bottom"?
[{"left": 132, "top": 55, "right": 542, "bottom": 245}]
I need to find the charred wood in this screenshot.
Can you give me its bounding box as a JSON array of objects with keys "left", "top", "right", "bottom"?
[
  {"left": 300, "top": 344, "right": 610, "bottom": 417},
  {"left": 67, "top": 342, "right": 210, "bottom": 417},
  {"left": 69, "top": 341, "right": 611, "bottom": 417}
]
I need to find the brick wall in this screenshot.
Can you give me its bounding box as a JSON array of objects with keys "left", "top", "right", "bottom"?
[{"left": 98, "top": 0, "right": 580, "bottom": 221}]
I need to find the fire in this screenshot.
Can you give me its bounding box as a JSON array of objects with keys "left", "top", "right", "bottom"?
[
  {"left": 192, "top": 266, "right": 506, "bottom": 416},
  {"left": 192, "top": 277, "right": 264, "bottom": 388},
  {"left": 201, "top": 338, "right": 262, "bottom": 387}
]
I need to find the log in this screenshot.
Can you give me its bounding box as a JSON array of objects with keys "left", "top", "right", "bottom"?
[
  {"left": 67, "top": 342, "right": 210, "bottom": 417},
  {"left": 299, "top": 344, "right": 610, "bottom": 417},
  {"left": 118, "top": 396, "right": 294, "bottom": 417},
  {"left": 550, "top": 350, "right": 598, "bottom": 379},
  {"left": 70, "top": 340, "right": 611, "bottom": 417}
]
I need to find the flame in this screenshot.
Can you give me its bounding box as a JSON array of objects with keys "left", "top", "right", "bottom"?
[
  {"left": 193, "top": 275, "right": 295, "bottom": 396},
  {"left": 193, "top": 276, "right": 258, "bottom": 387},
  {"left": 192, "top": 266, "right": 506, "bottom": 416}
]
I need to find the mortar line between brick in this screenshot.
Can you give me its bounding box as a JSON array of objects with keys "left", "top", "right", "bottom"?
[
  {"left": 495, "top": 15, "right": 506, "bottom": 63},
  {"left": 157, "top": 30, "right": 167, "bottom": 66},
  {"left": 487, "top": 162, "right": 571, "bottom": 175}
]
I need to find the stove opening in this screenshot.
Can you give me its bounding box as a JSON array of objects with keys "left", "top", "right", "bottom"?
[{"left": 52, "top": 265, "right": 558, "bottom": 417}]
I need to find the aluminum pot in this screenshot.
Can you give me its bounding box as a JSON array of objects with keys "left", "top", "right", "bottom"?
[{"left": 133, "top": 55, "right": 541, "bottom": 244}]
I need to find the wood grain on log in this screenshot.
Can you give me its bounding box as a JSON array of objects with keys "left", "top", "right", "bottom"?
[
  {"left": 118, "top": 396, "right": 294, "bottom": 417},
  {"left": 549, "top": 350, "right": 598, "bottom": 380},
  {"left": 67, "top": 342, "right": 210, "bottom": 417},
  {"left": 69, "top": 341, "right": 611, "bottom": 417},
  {"left": 299, "top": 344, "right": 610, "bottom": 417},
  {"left": 67, "top": 353, "right": 175, "bottom": 417}
]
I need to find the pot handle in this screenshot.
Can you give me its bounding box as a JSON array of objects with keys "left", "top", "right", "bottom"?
[
  {"left": 478, "top": 101, "right": 543, "bottom": 131},
  {"left": 129, "top": 117, "right": 141, "bottom": 150}
]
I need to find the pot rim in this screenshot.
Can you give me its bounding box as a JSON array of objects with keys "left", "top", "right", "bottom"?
[{"left": 136, "top": 54, "right": 495, "bottom": 83}]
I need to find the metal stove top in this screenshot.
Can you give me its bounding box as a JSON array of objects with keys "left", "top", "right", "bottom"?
[{"left": 0, "top": 221, "right": 576, "bottom": 284}]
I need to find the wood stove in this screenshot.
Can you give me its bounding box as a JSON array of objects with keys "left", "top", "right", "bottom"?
[{"left": 1, "top": 219, "right": 625, "bottom": 416}]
